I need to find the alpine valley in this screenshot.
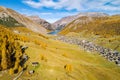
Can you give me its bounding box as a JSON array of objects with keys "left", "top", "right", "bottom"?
[{"left": 0, "top": 5, "right": 120, "bottom": 80}]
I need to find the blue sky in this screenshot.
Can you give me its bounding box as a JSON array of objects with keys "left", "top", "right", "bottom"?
[{"left": 0, "top": 0, "right": 120, "bottom": 23}]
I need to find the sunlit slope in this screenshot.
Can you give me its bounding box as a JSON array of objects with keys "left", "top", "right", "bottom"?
[
  {"left": 59, "top": 15, "right": 120, "bottom": 36},
  {"left": 0, "top": 26, "right": 120, "bottom": 80},
  {"left": 22, "top": 39, "right": 120, "bottom": 80},
  {"left": 6, "top": 28, "right": 120, "bottom": 80}
]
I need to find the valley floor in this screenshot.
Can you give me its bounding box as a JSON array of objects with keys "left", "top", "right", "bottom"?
[{"left": 1, "top": 31, "right": 120, "bottom": 80}]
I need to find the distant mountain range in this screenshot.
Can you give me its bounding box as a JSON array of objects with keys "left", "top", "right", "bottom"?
[
  {"left": 0, "top": 6, "right": 120, "bottom": 36},
  {"left": 0, "top": 6, "right": 47, "bottom": 34},
  {"left": 53, "top": 12, "right": 109, "bottom": 30}
]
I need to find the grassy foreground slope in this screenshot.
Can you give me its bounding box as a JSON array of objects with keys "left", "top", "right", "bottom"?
[
  {"left": 0, "top": 26, "right": 120, "bottom": 80},
  {"left": 1, "top": 26, "right": 120, "bottom": 80}
]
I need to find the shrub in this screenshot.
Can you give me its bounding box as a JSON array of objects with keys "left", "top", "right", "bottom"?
[
  {"left": 9, "top": 68, "right": 14, "bottom": 75},
  {"left": 62, "top": 53, "right": 68, "bottom": 57},
  {"left": 64, "top": 64, "right": 72, "bottom": 72},
  {"left": 41, "top": 54, "right": 47, "bottom": 62}
]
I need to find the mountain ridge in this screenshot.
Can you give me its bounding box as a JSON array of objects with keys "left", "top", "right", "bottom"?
[
  {"left": 0, "top": 6, "right": 47, "bottom": 34},
  {"left": 59, "top": 15, "right": 120, "bottom": 37},
  {"left": 53, "top": 12, "right": 109, "bottom": 30}
]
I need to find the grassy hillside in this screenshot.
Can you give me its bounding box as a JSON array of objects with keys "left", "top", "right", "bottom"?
[
  {"left": 0, "top": 25, "right": 120, "bottom": 80},
  {"left": 0, "top": 25, "right": 48, "bottom": 74},
  {"left": 59, "top": 16, "right": 120, "bottom": 37}
]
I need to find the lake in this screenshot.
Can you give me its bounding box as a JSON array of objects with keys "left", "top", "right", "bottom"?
[{"left": 48, "top": 30, "right": 60, "bottom": 35}]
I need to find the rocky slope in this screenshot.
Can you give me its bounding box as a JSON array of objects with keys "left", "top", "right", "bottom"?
[
  {"left": 53, "top": 12, "right": 108, "bottom": 30},
  {"left": 0, "top": 6, "right": 47, "bottom": 34},
  {"left": 27, "top": 15, "right": 54, "bottom": 30}
]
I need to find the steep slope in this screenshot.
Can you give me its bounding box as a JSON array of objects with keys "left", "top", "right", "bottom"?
[
  {"left": 27, "top": 15, "right": 54, "bottom": 30},
  {"left": 0, "top": 6, "right": 47, "bottom": 34},
  {"left": 60, "top": 15, "right": 120, "bottom": 36},
  {"left": 53, "top": 12, "right": 108, "bottom": 30}
]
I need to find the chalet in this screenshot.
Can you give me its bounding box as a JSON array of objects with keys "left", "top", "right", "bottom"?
[
  {"left": 29, "top": 70, "right": 35, "bottom": 74},
  {"left": 32, "top": 62, "right": 39, "bottom": 66}
]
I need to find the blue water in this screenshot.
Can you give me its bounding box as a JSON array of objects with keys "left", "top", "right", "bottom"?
[{"left": 48, "top": 30, "right": 60, "bottom": 35}]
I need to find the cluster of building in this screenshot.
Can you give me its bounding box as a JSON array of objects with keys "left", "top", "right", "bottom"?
[{"left": 55, "top": 36, "right": 120, "bottom": 66}]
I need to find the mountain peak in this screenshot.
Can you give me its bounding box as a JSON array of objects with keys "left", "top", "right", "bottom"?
[{"left": 0, "top": 6, "right": 6, "bottom": 10}]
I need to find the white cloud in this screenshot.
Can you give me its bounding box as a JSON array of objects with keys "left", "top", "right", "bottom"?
[
  {"left": 85, "top": 0, "right": 119, "bottom": 11},
  {"left": 23, "top": 0, "right": 120, "bottom": 11},
  {"left": 21, "top": 0, "right": 120, "bottom": 23},
  {"left": 23, "top": 0, "right": 85, "bottom": 10}
]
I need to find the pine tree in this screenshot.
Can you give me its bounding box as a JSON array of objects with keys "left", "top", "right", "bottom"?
[{"left": 1, "top": 35, "right": 8, "bottom": 70}]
